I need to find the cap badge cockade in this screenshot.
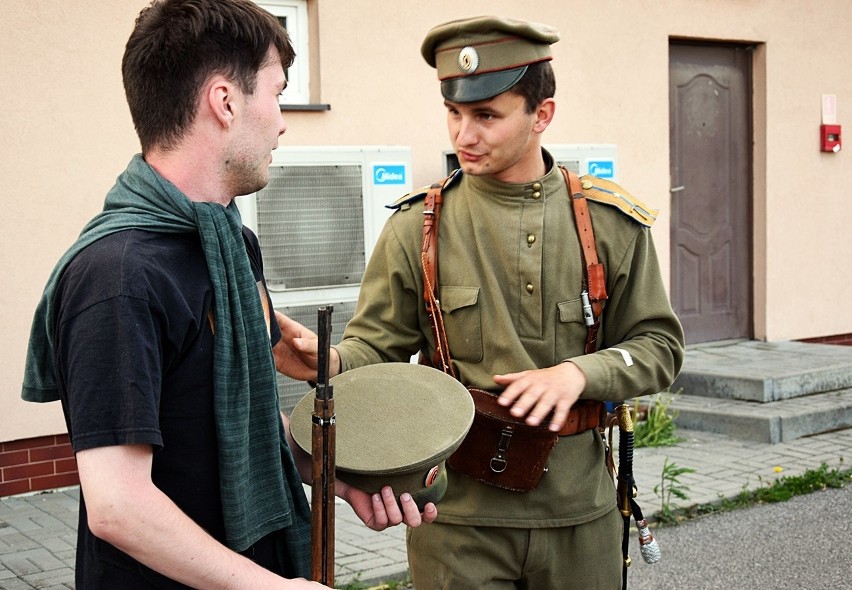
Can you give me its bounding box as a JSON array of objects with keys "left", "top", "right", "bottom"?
[
  {"left": 458, "top": 46, "right": 479, "bottom": 74},
  {"left": 425, "top": 466, "right": 441, "bottom": 488}
]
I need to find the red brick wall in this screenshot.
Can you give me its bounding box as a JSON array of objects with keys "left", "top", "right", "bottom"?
[
  {"left": 0, "top": 434, "right": 79, "bottom": 497},
  {"left": 799, "top": 332, "right": 852, "bottom": 346}
]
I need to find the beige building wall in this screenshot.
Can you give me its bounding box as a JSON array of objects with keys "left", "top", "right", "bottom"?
[{"left": 2, "top": 0, "right": 851, "bottom": 442}]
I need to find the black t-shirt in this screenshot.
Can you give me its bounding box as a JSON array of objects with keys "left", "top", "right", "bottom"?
[{"left": 54, "top": 227, "right": 286, "bottom": 588}]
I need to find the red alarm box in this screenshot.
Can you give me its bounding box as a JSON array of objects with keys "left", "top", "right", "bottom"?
[{"left": 821, "top": 124, "right": 842, "bottom": 153}]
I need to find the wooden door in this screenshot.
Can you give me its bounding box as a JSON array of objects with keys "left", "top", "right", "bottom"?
[{"left": 669, "top": 43, "right": 753, "bottom": 344}]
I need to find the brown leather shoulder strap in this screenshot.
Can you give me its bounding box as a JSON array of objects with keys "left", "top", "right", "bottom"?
[
  {"left": 421, "top": 178, "right": 456, "bottom": 377},
  {"left": 561, "top": 167, "right": 608, "bottom": 354}
]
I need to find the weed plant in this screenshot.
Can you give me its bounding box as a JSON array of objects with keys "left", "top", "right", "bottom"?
[
  {"left": 633, "top": 389, "right": 684, "bottom": 448},
  {"left": 653, "top": 457, "right": 695, "bottom": 525}
]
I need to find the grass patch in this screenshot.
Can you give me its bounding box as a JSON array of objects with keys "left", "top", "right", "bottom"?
[{"left": 661, "top": 461, "right": 851, "bottom": 524}]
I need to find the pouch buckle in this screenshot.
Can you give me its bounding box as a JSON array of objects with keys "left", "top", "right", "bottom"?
[{"left": 490, "top": 427, "right": 514, "bottom": 473}]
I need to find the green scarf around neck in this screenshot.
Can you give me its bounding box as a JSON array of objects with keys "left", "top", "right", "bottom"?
[{"left": 22, "top": 155, "right": 310, "bottom": 573}]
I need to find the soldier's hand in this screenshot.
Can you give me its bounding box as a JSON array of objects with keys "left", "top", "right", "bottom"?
[
  {"left": 492, "top": 362, "right": 586, "bottom": 432},
  {"left": 338, "top": 482, "right": 437, "bottom": 531},
  {"left": 273, "top": 311, "right": 342, "bottom": 381},
  {"left": 273, "top": 311, "right": 320, "bottom": 381}
]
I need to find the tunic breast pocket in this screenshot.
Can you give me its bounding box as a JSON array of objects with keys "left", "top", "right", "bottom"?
[
  {"left": 439, "top": 286, "right": 483, "bottom": 363},
  {"left": 556, "top": 298, "right": 591, "bottom": 359}
]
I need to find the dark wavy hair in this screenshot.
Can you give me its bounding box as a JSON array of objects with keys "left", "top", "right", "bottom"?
[
  {"left": 122, "top": 0, "right": 295, "bottom": 152},
  {"left": 511, "top": 61, "right": 557, "bottom": 113}
]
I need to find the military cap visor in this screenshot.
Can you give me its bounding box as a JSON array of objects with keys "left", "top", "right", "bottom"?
[
  {"left": 440, "top": 67, "right": 529, "bottom": 104},
  {"left": 421, "top": 15, "right": 560, "bottom": 103},
  {"left": 289, "top": 363, "right": 475, "bottom": 510}
]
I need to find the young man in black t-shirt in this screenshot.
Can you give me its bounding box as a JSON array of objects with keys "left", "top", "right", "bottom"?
[
  {"left": 23, "top": 1, "right": 435, "bottom": 588},
  {"left": 57, "top": 230, "right": 286, "bottom": 587}
]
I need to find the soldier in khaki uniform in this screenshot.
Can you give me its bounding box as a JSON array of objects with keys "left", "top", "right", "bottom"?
[{"left": 278, "top": 15, "right": 684, "bottom": 589}]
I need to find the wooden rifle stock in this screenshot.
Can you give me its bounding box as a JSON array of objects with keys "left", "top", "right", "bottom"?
[{"left": 311, "top": 306, "right": 335, "bottom": 585}]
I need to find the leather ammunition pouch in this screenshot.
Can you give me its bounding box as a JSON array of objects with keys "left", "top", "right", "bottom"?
[{"left": 447, "top": 388, "right": 605, "bottom": 492}]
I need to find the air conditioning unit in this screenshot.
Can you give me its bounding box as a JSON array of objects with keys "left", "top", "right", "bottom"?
[
  {"left": 443, "top": 143, "right": 618, "bottom": 180},
  {"left": 546, "top": 144, "right": 618, "bottom": 180},
  {"left": 236, "top": 145, "right": 413, "bottom": 412}
]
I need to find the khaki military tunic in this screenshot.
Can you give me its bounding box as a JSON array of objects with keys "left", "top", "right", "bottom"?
[{"left": 335, "top": 152, "right": 684, "bottom": 527}]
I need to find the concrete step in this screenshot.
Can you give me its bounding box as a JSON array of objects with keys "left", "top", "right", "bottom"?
[
  {"left": 660, "top": 339, "right": 852, "bottom": 442},
  {"left": 667, "top": 389, "right": 852, "bottom": 444},
  {"left": 671, "top": 340, "right": 852, "bottom": 403}
]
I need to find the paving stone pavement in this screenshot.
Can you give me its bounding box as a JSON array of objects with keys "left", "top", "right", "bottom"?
[
  {"left": 1, "top": 425, "right": 850, "bottom": 588},
  {"left": 0, "top": 488, "right": 77, "bottom": 590}
]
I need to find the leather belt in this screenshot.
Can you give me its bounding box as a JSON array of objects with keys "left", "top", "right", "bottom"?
[
  {"left": 559, "top": 399, "right": 607, "bottom": 436},
  {"left": 469, "top": 388, "right": 605, "bottom": 438}
]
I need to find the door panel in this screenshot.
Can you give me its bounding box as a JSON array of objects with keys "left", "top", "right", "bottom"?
[{"left": 670, "top": 43, "right": 752, "bottom": 344}]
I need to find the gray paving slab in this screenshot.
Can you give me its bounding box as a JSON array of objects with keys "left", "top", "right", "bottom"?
[{"left": 1, "top": 425, "right": 849, "bottom": 588}]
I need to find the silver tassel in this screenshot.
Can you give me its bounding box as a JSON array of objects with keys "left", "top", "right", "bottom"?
[{"left": 636, "top": 519, "right": 661, "bottom": 564}]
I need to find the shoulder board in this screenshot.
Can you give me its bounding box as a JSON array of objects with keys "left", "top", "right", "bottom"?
[
  {"left": 579, "top": 175, "right": 659, "bottom": 227},
  {"left": 386, "top": 168, "right": 464, "bottom": 210}
]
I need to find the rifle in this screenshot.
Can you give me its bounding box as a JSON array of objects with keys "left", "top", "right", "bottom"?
[{"left": 311, "top": 306, "right": 335, "bottom": 585}]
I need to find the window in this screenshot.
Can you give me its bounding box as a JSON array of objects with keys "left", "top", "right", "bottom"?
[{"left": 256, "top": 0, "right": 310, "bottom": 105}]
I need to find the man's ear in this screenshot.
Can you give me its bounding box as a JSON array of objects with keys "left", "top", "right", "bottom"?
[
  {"left": 206, "top": 76, "right": 236, "bottom": 129},
  {"left": 533, "top": 98, "right": 556, "bottom": 134}
]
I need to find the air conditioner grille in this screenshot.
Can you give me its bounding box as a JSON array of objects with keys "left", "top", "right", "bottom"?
[{"left": 257, "top": 165, "right": 366, "bottom": 290}]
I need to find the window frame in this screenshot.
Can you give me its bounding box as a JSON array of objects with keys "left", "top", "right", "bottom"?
[{"left": 256, "top": 0, "right": 310, "bottom": 105}]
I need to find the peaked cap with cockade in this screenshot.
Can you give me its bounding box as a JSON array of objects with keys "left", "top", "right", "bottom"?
[{"left": 420, "top": 15, "right": 560, "bottom": 103}]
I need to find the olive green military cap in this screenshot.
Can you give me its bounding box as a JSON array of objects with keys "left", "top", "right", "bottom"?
[
  {"left": 289, "top": 362, "right": 474, "bottom": 510},
  {"left": 421, "top": 15, "right": 560, "bottom": 103}
]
